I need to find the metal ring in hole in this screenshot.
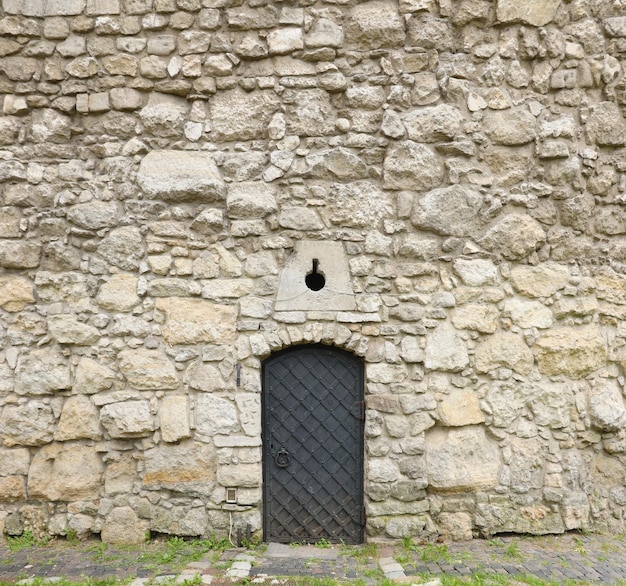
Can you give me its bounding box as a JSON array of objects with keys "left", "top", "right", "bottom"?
[{"left": 275, "top": 449, "right": 291, "bottom": 468}]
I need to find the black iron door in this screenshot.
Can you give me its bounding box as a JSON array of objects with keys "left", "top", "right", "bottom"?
[{"left": 262, "top": 345, "right": 364, "bottom": 544}]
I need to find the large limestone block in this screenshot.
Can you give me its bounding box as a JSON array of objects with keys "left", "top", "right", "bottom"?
[
  {"left": 15, "top": 349, "right": 71, "bottom": 395},
  {"left": 585, "top": 102, "right": 626, "bottom": 147},
  {"left": 54, "top": 396, "right": 102, "bottom": 441},
  {"left": 496, "top": 0, "right": 561, "bottom": 26},
  {"left": 403, "top": 105, "right": 464, "bottom": 142},
  {"left": 217, "top": 463, "right": 262, "bottom": 487},
  {"left": 285, "top": 89, "right": 335, "bottom": 137},
  {"left": 144, "top": 441, "right": 216, "bottom": 490},
  {"left": 345, "top": 1, "right": 405, "bottom": 50},
  {"left": 483, "top": 382, "right": 530, "bottom": 428},
  {"left": 159, "top": 396, "right": 191, "bottom": 443},
  {"left": 588, "top": 382, "right": 626, "bottom": 432},
  {"left": 226, "top": 182, "right": 277, "bottom": 219},
  {"left": 3, "top": 0, "right": 86, "bottom": 16},
  {"left": 452, "top": 259, "right": 498, "bottom": 287},
  {"left": 425, "top": 426, "right": 500, "bottom": 491},
  {"left": 383, "top": 141, "right": 443, "bottom": 191},
  {"left": 476, "top": 499, "right": 564, "bottom": 535},
  {"left": 100, "top": 400, "right": 156, "bottom": 438},
  {"left": 98, "top": 226, "right": 145, "bottom": 271},
  {"left": 0, "top": 402, "right": 55, "bottom": 446},
  {"left": 594, "top": 268, "right": 626, "bottom": 305},
  {"left": 196, "top": 394, "right": 240, "bottom": 437},
  {"left": 184, "top": 362, "right": 230, "bottom": 393},
  {"left": 438, "top": 389, "right": 485, "bottom": 426},
  {"left": 47, "top": 315, "right": 100, "bottom": 346},
  {"left": 451, "top": 304, "right": 499, "bottom": 333},
  {"left": 101, "top": 507, "right": 149, "bottom": 544},
  {"left": 412, "top": 185, "right": 483, "bottom": 237},
  {"left": 483, "top": 109, "right": 537, "bottom": 145},
  {"left": 137, "top": 150, "right": 226, "bottom": 202},
  {"left": 28, "top": 443, "right": 103, "bottom": 500},
  {"left": 118, "top": 348, "right": 178, "bottom": 390},
  {"left": 424, "top": 322, "right": 469, "bottom": 372},
  {"left": 67, "top": 201, "right": 120, "bottom": 230},
  {"left": 0, "top": 241, "right": 41, "bottom": 269},
  {"left": 306, "top": 147, "right": 368, "bottom": 180},
  {"left": 156, "top": 298, "right": 237, "bottom": 345},
  {"left": 150, "top": 503, "right": 208, "bottom": 536},
  {"left": 328, "top": 181, "right": 392, "bottom": 228},
  {"left": 139, "top": 94, "right": 188, "bottom": 137},
  {"left": 0, "top": 476, "right": 26, "bottom": 502},
  {"left": 210, "top": 89, "right": 280, "bottom": 141},
  {"left": 504, "top": 298, "right": 553, "bottom": 329},
  {"left": 534, "top": 326, "right": 607, "bottom": 379},
  {"left": 96, "top": 274, "right": 139, "bottom": 312},
  {"left": 104, "top": 452, "right": 135, "bottom": 496},
  {"left": 0, "top": 447, "right": 30, "bottom": 476},
  {"left": 481, "top": 214, "right": 545, "bottom": 260},
  {"left": 527, "top": 384, "right": 574, "bottom": 429},
  {"left": 510, "top": 263, "right": 569, "bottom": 298},
  {"left": 0, "top": 276, "right": 34, "bottom": 311},
  {"left": 74, "top": 357, "right": 115, "bottom": 394},
  {"left": 475, "top": 332, "right": 533, "bottom": 375}
]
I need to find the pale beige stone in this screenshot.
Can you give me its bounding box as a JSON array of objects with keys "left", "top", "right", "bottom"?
[
  {"left": 510, "top": 263, "right": 569, "bottom": 298},
  {"left": 15, "top": 349, "right": 71, "bottom": 395},
  {"left": 482, "top": 214, "right": 545, "bottom": 260},
  {"left": 451, "top": 303, "right": 499, "bottom": 333},
  {"left": 96, "top": 274, "right": 139, "bottom": 312},
  {"left": 0, "top": 477, "right": 26, "bottom": 502},
  {"left": 345, "top": 1, "right": 405, "bottom": 50},
  {"left": 118, "top": 348, "right": 178, "bottom": 390},
  {"left": 475, "top": 332, "right": 533, "bottom": 375},
  {"left": 534, "top": 326, "right": 607, "bottom": 379},
  {"left": 101, "top": 507, "right": 149, "bottom": 544},
  {"left": 438, "top": 389, "right": 485, "bottom": 426},
  {"left": 0, "top": 276, "right": 35, "bottom": 311},
  {"left": 497, "top": 0, "right": 561, "bottom": 26},
  {"left": 48, "top": 314, "right": 100, "bottom": 345},
  {"left": 426, "top": 426, "right": 500, "bottom": 490},
  {"left": 0, "top": 402, "right": 55, "bottom": 446},
  {"left": 424, "top": 322, "right": 469, "bottom": 372},
  {"left": 28, "top": 443, "right": 103, "bottom": 500},
  {"left": 100, "top": 399, "right": 156, "bottom": 438},
  {"left": 157, "top": 298, "right": 238, "bottom": 345},
  {"left": 54, "top": 396, "right": 102, "bottom": 441},
  {"left": 159, "top": 396, "right": 191, "bottom": 443},
  {"left": 74, "top": 357, "right": 115, "bottom": 394},
  {"left": 504, "top": 298, "right": 553, "bottom": 329},
  {"left": 144, "top": 441, "right": 216, "bottom": 489}
]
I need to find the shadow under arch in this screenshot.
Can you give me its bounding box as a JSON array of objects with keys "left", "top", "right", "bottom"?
[{"left": 261, "top": 343, "right": 365, "bottom": 544}]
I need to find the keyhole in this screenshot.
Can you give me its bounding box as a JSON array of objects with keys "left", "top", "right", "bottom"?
[{"left": 305, "top": 258, "right": 326, "bottom": 291}]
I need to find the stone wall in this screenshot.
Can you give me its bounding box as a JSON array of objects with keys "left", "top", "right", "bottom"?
[{"left": 2, "top": 0, "right": 626, "bottom": 543}]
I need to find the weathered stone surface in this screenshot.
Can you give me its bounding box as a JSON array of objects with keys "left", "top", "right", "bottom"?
[
  {"left": 0, "top": 276, "right": 34, "bottom": 311},
  {"left": 404, "top": 105, "right": 464, "bottom": 142},
  {"left": 496, "top": 0, "right": 561, "bottom": 26},
  {"left": 0, "top": 447, "right": 30, "bottom": 476},
  {"left": 438, "top": 389, "right": 485, "bottom": 426},
  {"left": 28, "top": 443, "right": 103, "bottom": 500},
  {"left": 15, "top": 349, "right": 71, "bottom": 395},
  {"left": 504, "top": 298, "right": 553, "bottom": 329},
  {"left": 412, "top": 185, "right": 483, "bottom": 237},
  {"left": 476, "top": 499, "right": 565, "bottom": 535},
  {"left": 482, "top": 214, "right": 545, "bottom": 260},
  {"left": 138, "top": 150, "right": 225, "bottom": 202},
  {"left": 227, "top": 182, "right": 277, "bottom": 219},
  {"left": 100, "top": 400, "right": 156, "bottom": 438},
  {"left": 156, "top": 298, "right": 237, "bottom": 345},
  {"left": 424, "top": 322, "right": 469, "bottom": 372},
  {"left": 48, "top": 314, "right": 100, "bottom": 345},
  {"left": 588, "top": 382, "right": 626, "bottom": 432},
  {"left": 196, "top": 394, "right": 240, "bottom": 437},
  {"left": 96, "top": 274, "right": 139, "bottom": 312},
  {"left": 74, "top": 357, "right": 115, "bottom": 394},
  {"left": 0, "top": 241, "right": 41, "bottom": 269},
  {"left": 159, "top": 396, "right": 191, "bottom": 443},
  {"left": 118, "top": 348, "right": 178, "bottom": 390},
  {"left": 98, "top": 226, "right": 145, "bottom": 271},
  {"left": 510, "top": 263, "right": 569, "bottom": 298},
  {"left": 210, "top": 89, "right": 280, "bottom": 141},
  {"left": 67, "top": 201, "right": 119, "bottom": 230},
  {"left": 534, "top": 326, "right": 607, "bottom": 379},
  {"left": 150, "top": 503, "right": 208, "bottom": 536},
  {"left": 475, "top": 332, "right": 533, "bottom": 375},
  {"left": 144, "top": 441, "right": 215, "bottom": 490},
  {"left": 345, "top": 1, "right": 405, "bottom": 50},
  {"left": 452, "top": 259, "right": 498, "bottom": 287},
  {"left": 586, "top": 102, "right": 626, "bottom": 146},
  {"left": 54, "top": 395, "right": 102, "bottom": 441},
  {"left": 483, "top": 109, "right": 537, "bottom": 145},
  {"left": 0, "top": 402, "right": 56, "bottom": 446},
  {"left": 101, "top": 507, "right": 149, "bottom": 544},
  {"left": 451, "top": 304, "right": 499, "bottom": 333},
  {"left": 383, "top": 141, "right": 443, "bottom": 190},
  {"left": 425, "top": 426, "right": 500, "bottom": 490}
]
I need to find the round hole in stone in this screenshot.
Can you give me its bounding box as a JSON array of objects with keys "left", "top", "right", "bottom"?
[{"left": 305, "top": 259, "right": 326, "bottom": 292}]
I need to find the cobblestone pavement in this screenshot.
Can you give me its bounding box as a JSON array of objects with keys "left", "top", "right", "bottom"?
[{"left": 1, "top": 534, "right": 626, "bottom": 584}]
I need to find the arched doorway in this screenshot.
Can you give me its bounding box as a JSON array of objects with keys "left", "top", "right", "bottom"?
[{"left": 262, "top": 344, "right": 365, "bottom": 544}]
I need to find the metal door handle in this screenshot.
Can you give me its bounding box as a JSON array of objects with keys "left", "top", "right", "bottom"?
[{"left": 275, "top": 449, "right": 291, "bottom": 468}]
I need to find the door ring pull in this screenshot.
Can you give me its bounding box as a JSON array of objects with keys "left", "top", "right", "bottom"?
[{"left": 275, "top": 449, "right": 291, "bottom": 468}]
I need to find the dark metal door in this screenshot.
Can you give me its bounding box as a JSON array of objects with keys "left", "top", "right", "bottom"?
[{"left": 262, "top": 345, "right": 364, "bottom": 544}]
